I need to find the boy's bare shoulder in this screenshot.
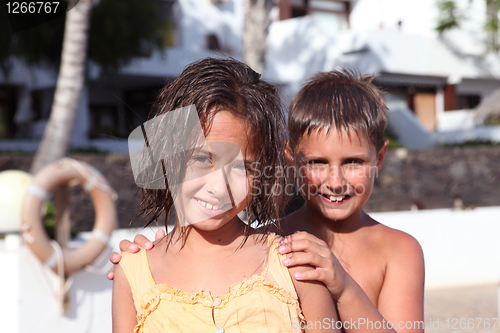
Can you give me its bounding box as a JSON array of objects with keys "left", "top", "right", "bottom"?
[
  {"left": 279, "top": 210, "right": 310, "bottom": 236},
  {"left": 368, "top": 219, "right": 423, "bottom": 263},
  {"left": 279, "top": 215, "right": 295, "bottom": 236}
]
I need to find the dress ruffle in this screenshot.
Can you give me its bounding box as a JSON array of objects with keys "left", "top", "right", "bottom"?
[{"left": 134, "top": 274, "right": 304, "bottom": 332}]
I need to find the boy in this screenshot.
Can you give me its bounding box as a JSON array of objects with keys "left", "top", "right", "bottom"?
[
  {"left": 109, "top": 69, "right": 424, "bottom": 332},
  {"left": 278, "top": 70, "right": 424, "bottom": 332}
]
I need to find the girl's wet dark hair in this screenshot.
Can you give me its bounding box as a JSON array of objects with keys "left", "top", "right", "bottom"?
[{"left": 139, "top": 57, "right": 288, "bottom": 240}]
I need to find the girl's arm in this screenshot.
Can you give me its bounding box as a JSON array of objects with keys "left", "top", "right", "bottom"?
[
  {"left": 288, "top": 264, "right": 341, "bottom": 332},
  {"left": 280, "top": 232, "right": 424, "bottom": 333},
  {"left": 112, "top": 263, "right": 138, "bottom": 333}
]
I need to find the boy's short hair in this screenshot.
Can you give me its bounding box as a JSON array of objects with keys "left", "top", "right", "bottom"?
[{"left": 288, "top": 69, "right": 388, "bottom": 152}]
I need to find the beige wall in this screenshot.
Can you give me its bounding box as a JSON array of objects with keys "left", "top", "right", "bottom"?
[{"left": 413, "top": 93, "right": 436, "bottom": 131}]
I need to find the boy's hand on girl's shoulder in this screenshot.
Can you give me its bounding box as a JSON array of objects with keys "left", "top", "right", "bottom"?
[
  {"left": 279, "top": 231, "right": 348, "bottom": 300},
  {"left": 106, "top": 229, "right": 166, "bottom": 280}
]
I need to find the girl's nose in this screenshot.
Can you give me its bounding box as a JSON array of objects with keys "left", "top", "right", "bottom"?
[{"left": 204, "top": 168, "right": 227, "bottom": 195}]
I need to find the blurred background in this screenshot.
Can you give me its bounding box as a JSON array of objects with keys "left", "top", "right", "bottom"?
[{"left": 0, "top": 0, "right": 499, "bottom": 332}]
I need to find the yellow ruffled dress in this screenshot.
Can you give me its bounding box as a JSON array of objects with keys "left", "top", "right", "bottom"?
[{"left": 119, "top": 234, "right": 304, "bottom": 333}]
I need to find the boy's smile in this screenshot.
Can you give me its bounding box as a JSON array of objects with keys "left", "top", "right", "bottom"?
[{"left": 296, "top": 128, "right": 387, "bottom": 223}]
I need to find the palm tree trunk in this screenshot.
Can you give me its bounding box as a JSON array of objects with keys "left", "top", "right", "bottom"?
[
  {"left": 243, "top": 0, "right": 273, "bottom": 74},
  {"left": 30, "top": 0, "right": 94, "bottom": 174}
]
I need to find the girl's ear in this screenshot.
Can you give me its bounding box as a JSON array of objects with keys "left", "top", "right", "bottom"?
[
  {"left": 285, "top": 140, "right": 294, "bottom": 165},
  {"left": 376, "top": 140, "right": 389, "bottom": 171}
]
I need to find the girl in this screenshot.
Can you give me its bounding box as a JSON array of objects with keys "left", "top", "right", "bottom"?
[{"left": 112, "top": 58, "right": 339, "bottom": 333}]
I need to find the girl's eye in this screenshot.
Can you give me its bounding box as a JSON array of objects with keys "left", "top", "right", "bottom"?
[
  {"left": 190, "top": 155, "right": 212, "bottom": 168},
  {"left": 228, "top": 162, "right": 247, "bottom": 175},
  {"left": 233, "top": 164, "right": 246, "bottom": 171},
  {"left": 195, "top": 156, "right": 211, "bottom": 163}
]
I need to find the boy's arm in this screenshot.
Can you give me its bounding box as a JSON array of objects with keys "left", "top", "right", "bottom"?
[
  {"left": 336, "top": 232, "right": 424, "bottom": 333},
  {"left": 336, "top": 276, "right": 397, "bottom": 332},
  {"left": 289, "top": 264, "right": 341, "bottom": 333},
  {"left": 112, "top": 263, "right": 138, "bottom": 333},
  {"left": 281, "top": 231, "right": 424, "bottom": 333},
  {"left": 280, "top": 232, "right": 349, "bottom": 300},
  {"left": 107, "top": 229, "right": 165, "bottom": 280},
  {"left": 375, "top": 232, "right": 425, "bottom": 332}
]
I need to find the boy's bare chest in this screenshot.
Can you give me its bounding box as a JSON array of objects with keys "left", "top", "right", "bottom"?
[{"left": 334, "top": 246, "right": 386, "bottom": 307}]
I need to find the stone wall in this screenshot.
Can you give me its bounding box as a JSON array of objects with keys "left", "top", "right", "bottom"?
[
  {"left": 1, "top": 146, "right": 499, "bottom": 231},
  {"left": 366, "top": 146, "right": 500, "bottom": 212}
]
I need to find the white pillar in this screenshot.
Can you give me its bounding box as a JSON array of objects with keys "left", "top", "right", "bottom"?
[
  {"left": 435, "top": 86, "right": 444, "bottom": 131},
  {"left": 0, "top": 235, "right": 21, "bottom": 333}
]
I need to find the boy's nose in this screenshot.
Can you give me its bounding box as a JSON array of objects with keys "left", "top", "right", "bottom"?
[{"left": 326, "top": 166, "right": 347, "bottom": 194}]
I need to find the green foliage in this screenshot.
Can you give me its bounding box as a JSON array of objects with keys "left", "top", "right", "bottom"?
[
  {"left": 43, "top": 201, "right": 57, "bottom": 240},
  {"left": 441, "top": 139, "right": 500, "bottom": 147},
  {"left": 10, "top": 14, "right": 66, "bottom": 70},
  {"left": 435, "top": 0, "right": 500, "bottom": 52},
  {"left": 43, "top": 201, "right": 78, "bottom": 240},
  {"left": 0, "top": 0, "right": 164, "bottom": 75},
  {"left": 435, "top": 0, "right": 463, "bottom": 34},
  {"left": 0, "top": 4, "right": 13, "bottom": 75},
  {"left": 0, "top": 4, "right": 67, "bottom": 72},
  {"left": 88, "top": 0, "right": 163, "bottom": 72},
  {"left": 485, "top": 0, "right": 500, "bottom": 52},
  {"left": 159, "top": 20, "right": 176, "bottom": 48},
  {"left": 485, "top": 18, "right": 499, "bottom": 32},
  {"left": 383, "top": 127, "right": 404, "bottom": 149},
  {"left": 484, "top": 116, "right": 500, "bottom": 125}
]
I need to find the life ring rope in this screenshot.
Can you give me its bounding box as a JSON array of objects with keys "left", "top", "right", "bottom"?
[{"left": 50, "top": 239, "right": 72, "bottom": 315}]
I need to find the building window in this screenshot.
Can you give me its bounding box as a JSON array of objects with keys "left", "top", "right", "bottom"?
[
  {"left": 457, "top": 95, "right": 480, "bottom": 110},
  {"left": 124, "top": 86, "right": 161, "bottom": 135},
  {"left": 0, "top": 85, "right": 17, "bottom": 139},
  {"left": 280, "top": 0, "right": 351, "bottom": 30},
  {"left": 89, "top": 105, "right": 119, "bottom": 139},
  {"left": 155, "top": 0, "right": 177, "bottom": 48},
  {"left": 31, "top": 88, "right": 53, "bottom": 121},
  {"left": 206, "top": 34, "right": 220, "bottom": 50}
]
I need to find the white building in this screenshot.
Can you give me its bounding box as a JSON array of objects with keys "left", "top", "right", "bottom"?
[
  {"left": 269, "top": 0, "right": 500, "bottom": 148},
  {"left": 1, "top": 0, "right": 500, "bottom": 151}
]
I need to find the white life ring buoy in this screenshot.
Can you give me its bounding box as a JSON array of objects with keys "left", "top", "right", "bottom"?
[{"left": 21, "top": 158, "right": 117, "bottom": 274}]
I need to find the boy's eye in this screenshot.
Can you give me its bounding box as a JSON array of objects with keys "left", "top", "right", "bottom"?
[
  {"left": 307, "top": 159, "right": 326, "bottom": 165},
  {"left": 345, "top": 158, "right": 363, "bottom": 165}
]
